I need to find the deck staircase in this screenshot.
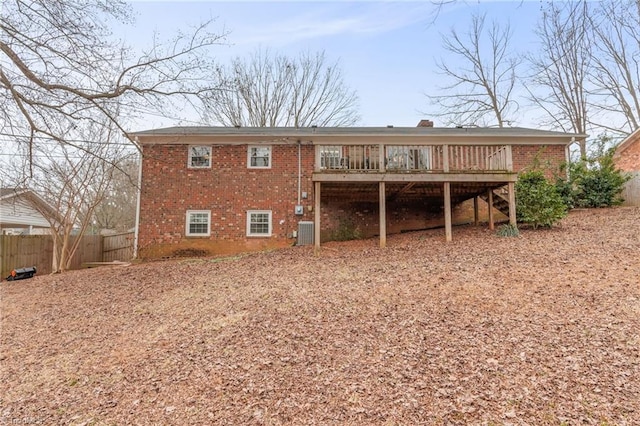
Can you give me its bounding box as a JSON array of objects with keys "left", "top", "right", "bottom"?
[{"left": 480, "top": 189, "right": 511, "bottom": 217}]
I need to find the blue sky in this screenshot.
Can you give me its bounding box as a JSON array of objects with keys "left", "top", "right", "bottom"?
[{"left": 126, "top": 1, "right": 542, "bottom": 128}]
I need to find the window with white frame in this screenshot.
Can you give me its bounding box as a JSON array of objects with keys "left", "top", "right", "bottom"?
[
  {"left": 321, "top": 146, "right": 342, "bottom": 169},
  {"left": 246, "top": 210, "right": 272, "bottom": 236},
  {"left": 188, "top": 146, "right": 211, "bottom": 168},
  {"left": 248, "top": 146, "right": 271, "bottom": 168},
  {"left": 186, "top": 210, "right": 211, "bottom": 236}
]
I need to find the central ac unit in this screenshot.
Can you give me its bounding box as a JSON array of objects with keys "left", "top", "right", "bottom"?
[{"left": 297, "top": 221, "right": 314, "bottom": 246}]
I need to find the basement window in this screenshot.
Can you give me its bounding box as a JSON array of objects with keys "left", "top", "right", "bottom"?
[
  {"left": 186, "top": 210, "right": 211, "bottom": 237},
  {"left": 248, "top": 146, "right": 271, "bottom": 168},
  {"left": 188, "top": 146, "right": 211, "bottom": 168},
  {"left": 247, "top": 210, "right": 272, "bottom": 237}
]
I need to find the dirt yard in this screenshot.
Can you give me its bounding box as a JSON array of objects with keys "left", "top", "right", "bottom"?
[{"left": 1, "top": 207, "right": 639, "bottom": 425}]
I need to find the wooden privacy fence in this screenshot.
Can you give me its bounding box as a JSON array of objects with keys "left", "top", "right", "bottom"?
[
  {"left": 102, "top": 232, "right": 135, "bottom": 262},
  {"left": 622, "top": 172, "right": 640, "bottom": 207},
  {"left": 0, "top": 232, "right": 134, "bottom": 278}
]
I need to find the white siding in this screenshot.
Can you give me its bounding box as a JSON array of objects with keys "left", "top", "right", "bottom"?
[{"left": 0, "top": 196, "right": 51, "bottom": 228}]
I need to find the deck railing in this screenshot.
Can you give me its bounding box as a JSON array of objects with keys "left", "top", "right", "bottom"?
[{"left": 316, "top": 144, "right": 512, "bottom": 173}]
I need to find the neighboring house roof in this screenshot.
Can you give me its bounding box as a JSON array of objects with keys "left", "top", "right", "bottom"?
[
  {"left": 0, "top": 188, "right": 28, "bottom": 198},
  {"left": 0, "top": 188, "right": 58, "bottom": 228},
  {"left": 614, "top": 128, "right": 640, "bottom": 172},
  {"left": 130, "top": 126, "right": 586, "bottom": 146}
]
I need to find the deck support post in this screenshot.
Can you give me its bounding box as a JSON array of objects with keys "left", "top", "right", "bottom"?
[
  {"left": 473, "top": 196, "right": 479, "bottom": 226},
  {"left": 444, "top": 182, "right": 452, "bottom": 242},
  {"left": 443, "top": 145, "right": 449, "bottom": 172},
  {"left": 379, "top": 181, "right": 386, "bottom": 248},
  {"left": 508, "top": 181, "right": 517, "bottom": 226},
  {"left": 314, "top": 181, "right": 321, "bottom": 253},
  {"left": 487, "top": 189, "right": 495, "bottom": 231}
]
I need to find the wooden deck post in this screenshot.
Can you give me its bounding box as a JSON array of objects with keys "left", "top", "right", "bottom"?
[
  {"left": 505, "top": 145, "right": 514, "bottom": 171},
  {"left": 487, "top": 189, "right": 495, "bottom": 231},
  {"left": 314, "top": 181, "right": 321, "bottom": 253},
  {"left": 379, "top": 181, "right": 387, "bottom": 248},
  {"left": 508, "top": 181, "right": 517, "bottom": 226},
  {"left": 315, "top": 146, "right": 321, "bottom": 172},
  {"left": 473, "top": 196, "right": 479, "bottom": 226},
  {"left": 443, "top": 145, "right": 450, "bottom": 172},
  {"left": 444, "top": 182, "right": 452, "bottom": 242}
]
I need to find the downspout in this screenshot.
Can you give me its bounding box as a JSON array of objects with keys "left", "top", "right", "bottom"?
[
  {"left": 133, "top": 137, "right": 143, "bottom": 259},
  {"left": 297, "top": 140, "right": 302, "bottom": 205},
  {"left": 566, "top": 137, "right": 575, "bottom": 180}
]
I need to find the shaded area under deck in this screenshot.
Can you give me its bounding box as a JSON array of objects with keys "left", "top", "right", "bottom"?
[{"left": 312, "top": 172, "right": 518, "bottom": 249}]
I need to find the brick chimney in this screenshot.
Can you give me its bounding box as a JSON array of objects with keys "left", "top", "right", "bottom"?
[{"left": 417, "top": 119, "right": 434, "bottom": 127}]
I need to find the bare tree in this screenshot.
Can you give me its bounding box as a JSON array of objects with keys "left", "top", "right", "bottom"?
[
  {"left": 588, "top": 0, "right": 640, "bottom": 134},
  {"left": 91, "top": 156, "right": 139, "bottom": 233},
  {"left": 203, "top": 49, "right": 359, "bottom": 127},
  {"left": 26, "top": 123, "right": 133, "bottom": 273},
  {"left": 0, "top": 0, "right": 226, "bottom": 170},
  {"left": 427, "top": 13, "right": 521, "bottom": 127},
  {"left": 527, "top": 1, "right": 591, "bottom": 158}
]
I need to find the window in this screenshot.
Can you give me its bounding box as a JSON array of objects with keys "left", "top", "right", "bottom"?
[
  {"left": 385, "top": 146, "right": 431, "bottom": 170},
  {"left": 186, "top": 210, "right": 211, "bottom": 236},
  {"left": 248, "top": 146, "right": 271, "bottom": 168},
  {"left": 247, "top": 210, "right": 272, "bottom": 236},
  {"left": 188, "top": 146, "right": 211, "bottom": 168},
  {"left": 321, "top": 147, "right": 342, "bottom": 169}
]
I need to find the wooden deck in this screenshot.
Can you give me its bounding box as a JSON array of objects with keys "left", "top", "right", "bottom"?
[
  {"left": 315, "top": 143, "right": 513, "bottom": 173},
  {"left": 312, "top": 143, "right": 518, "bottom": 249}
]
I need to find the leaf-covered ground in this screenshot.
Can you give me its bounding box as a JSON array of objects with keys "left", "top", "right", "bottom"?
[{"left": 1, "top": 207, "right": 639, "bottom": 425}]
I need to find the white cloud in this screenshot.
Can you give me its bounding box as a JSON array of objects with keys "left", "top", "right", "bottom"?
[{"left": 228, "top": 3, "right": 435, "bottom": 47}]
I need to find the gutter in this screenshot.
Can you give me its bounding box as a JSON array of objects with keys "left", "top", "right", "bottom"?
[{"left": 133, "top": 139, "right": 143, "bottom": 259}]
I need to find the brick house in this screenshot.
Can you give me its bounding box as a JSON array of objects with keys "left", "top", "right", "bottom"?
[
  {"left": 615, "top": 128, "right": 640, "bottom": 206},
  {"left": 615, "top": 128, "right": 640, "bottom": 171},
  {"left": 131, "top": 123, "right": 584, "bottom": 258}
]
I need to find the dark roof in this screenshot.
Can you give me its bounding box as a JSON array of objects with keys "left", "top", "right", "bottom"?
[{"left": 131, "top": 126, "right": 586, "bottom": 139}]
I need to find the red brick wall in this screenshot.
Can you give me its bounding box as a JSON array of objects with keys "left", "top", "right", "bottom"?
[
  {"left": 616, "top": 140, "right": 640, "bottom": 172},
  {"left": 319, "top": 196, "right": 508, "bottom": 242},
  {"left": 512, "top": 145, "right": 566, "bottom": 177},
  {"left": 139, "top": 143, "right": 315, "bottom": 258},
  {"left": 139, "top": 142, "right": 566, "bottom": 257}
]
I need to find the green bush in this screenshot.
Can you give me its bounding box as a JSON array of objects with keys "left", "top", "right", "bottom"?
[
  {"left": 496, "top": 223, "right": 520, "bottom": 237},
  {"left": 331, "top": 217, "right": 362, "bottom": 241},
  {"left": 554, "top": 173, "right": 576, "bottom": 209},
  {"left": 556, "top": 136, "right": 630, "bottom": 208},
  {"left": 516, "top": 170, "right": 568, "bottom": 229}
]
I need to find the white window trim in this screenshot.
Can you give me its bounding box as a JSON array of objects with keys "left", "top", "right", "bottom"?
[
  {"left": 188, "top": 145, "right": 212, "bottom": 169},
  {"left": 185, "top": 210, "right": 211, "bottom": 237},
  {"left": 246, "top": 210, "right": 272, "bottom": 237},
  {"left": 321, "top": 146, "right": 342, "bottom": 169},
  {"left": 247, "top": 145, "right": 272, "bottom": 169}
]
